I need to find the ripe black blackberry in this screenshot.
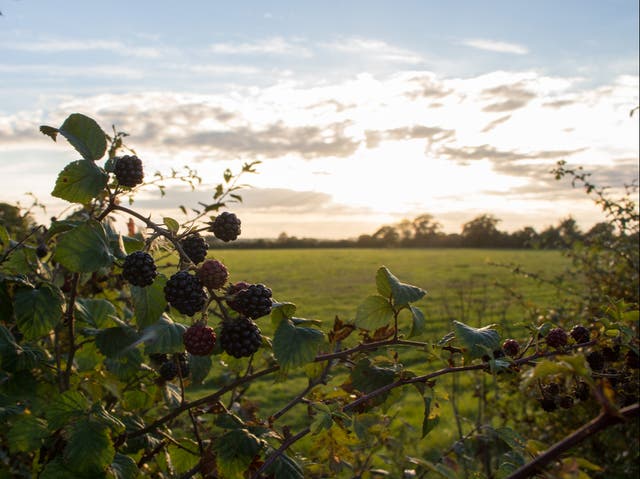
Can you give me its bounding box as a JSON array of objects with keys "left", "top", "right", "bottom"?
[
  {"left": 36, "top": 243, "right": 49, "bottom": 258},
  {"left": 228, "top": 283, "right": 273, "bottom": 319},
  {"left": 122, "top": 251, "right": 157, "bottom": 287},
  {"left": 225, "top": 281, "right": 250, "bottom": 312},
  {"left": 158, "top": 355, "right": 189, "bottom": 380},
  {"left": 543, "top": 382, "right": 561, "bottom": 397},
  {"left": 586, "top": 351, "right": 605, "bottom": 371},
  {"left": 502, "top": 339, "right": 520, "bottom": 357},
  {"left": 197, "top": 259, "right": 228, "bottom": 290},
  {"left": 180, "top": 234, "right": 208, "bottom": 265},
  {"left": 114, "top": 155, "right": 144, "bottom": 187},
  {"left": 219, "top": 316, "right": 262, "bottom": 358},
  {"left": 538, "top": 397, "right": 557, "bottom": 412},
  {"left": 164, "top": 271, "right": 206, "bottom": 316},
  {"left": 602, "top": 345, "right": 620, "bottom": 362},
  {"left": 183, "top": 322, "right": 216, "bottom": 356},
  {"left": 625, "top": 350, "right": 639, "bottom": 369},
  {"left": 558, "top": 395, "right": 574, "bottom": 409},
  {"left": 569, "top": 325, "right": 590, "bottom": 344},
  {"left": 546, "top": 327, "right": 568, "bottom": 349},
  {"left": 210, "top": 212, "right": 241, "bottom": 242},
  {"left": 573, "top": 380, "right": 590, "bottom": 401}
]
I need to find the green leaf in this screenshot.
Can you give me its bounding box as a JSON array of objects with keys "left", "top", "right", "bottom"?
[
  {"left": 142, "top": 314, "right": 187, "bottom": 354},
  {"left": 0, "top": 224, "right": 9, "bottom": 250},
  {"left": 54, "top": 220, "right": 113, "bottom": 273},
  {"left": 409, "top": 306, "right": 426, "bottom": 338},
  {"left": 2, "top": 343, "right": 47, "bottom": 372},
  {"left": 190, "top": 355, "right": 212, "bottom": 385},
  {"left": 453, "top": 320, "right": 500, "bottom": 359},
  {"left": 39, "top": 124, "right": 59, "bottom": 141},
  {"left": 521, "top": 355, "right": 593, "bottom": 389},
  {"left": 64, "top": 419, "right": 115, "bottom": 475},
  {"left": 47, "top": 390, "right": 90, "bottom": 430},
  {"left": 131, "top": 275, "right": 168, "bottom": 328},
  {"left": 377, "top": 266, "right": 426, "bottom": 307},
  {"left": 110, "top": 453, "right": 139, "bottom": 479},
  {"left": 216, "top": 429, "right": 263, "bottom": 479},
  {"left": 14, "top": 284, "right": 64, "bottom": 339},
  {"left": 75, "top": 298, "right": 117, "bottom": 328},
  {"left": 271, "top": 301, "right": 297, "bottom": 328},
  {"left": 161, "top": 382, "right": 181, "bottom": 409},
  {"left": 58, "top": 113, "right": 107, "bottom": 161},
  {"left": 0, "top": 281, "right": 13, "bottom": 320},
  {"left": 104, "top": 348, "right": 143, "bottom": 381},
  {"left": 95, "top": 327, "right": 139, "bottom": 358},
  {"left": 91, "top": 403, "right": 125, "bottom": 433},
  {"left": 52, "top": 160, "right": 108, "bottom": 204},
  {"left": 7, "top": 414, "right": 48, "bottom": 452},
  {"left": 272, "top": 318, "right": 324, "bottom": 374},
  {"left": 163, "top": 217, "right": 180, "bottom": 233},
  {"left": 421, "top": 393, "right": 440, "bottom": 438},
  {"left": 375, "top": 267, "right": 393, "bottom": 298},
  {"left": 265, "top": 453, "right": 305, "bottom": 479},
  {"left": 351, "top": 358, "right": 397, "bottom": 395},
  {"left": 355, "top": 295, "right": 394, "bottom": 330}
]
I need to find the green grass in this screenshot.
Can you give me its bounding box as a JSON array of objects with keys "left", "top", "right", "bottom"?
[{"left": 186, "top": 248, "right": 574, "bottom": 470}]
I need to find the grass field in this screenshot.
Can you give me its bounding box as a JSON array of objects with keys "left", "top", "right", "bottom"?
[{"left": 187, "top": 248, "right": 576, "bottom": 471}]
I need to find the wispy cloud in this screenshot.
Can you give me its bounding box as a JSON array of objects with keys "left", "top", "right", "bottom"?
[
  {"left": 322, "top": 37, "right": 424, "bottom": 64},
  {"left": 1, "top": 39, "right": 162, "bottom": 58},
  {"left": 209, "top": 37, "right": 312, "bottom": 57},
  {"left": 0, "top": 64, "right": 143, "bottom": 79},
  {"left": 462, "top": 38, "right": 529, "bottom": 55}
]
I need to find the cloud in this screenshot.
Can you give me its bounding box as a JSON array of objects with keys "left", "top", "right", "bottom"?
[
  {"left": 322, "top": 37, "right": 423, "bottom": 64},
  {"left": 209, "top": 37, "right": 312, "bottom": 57},
  {"left": 404, "top": 73, "right": 452, "bottom": 99},
  {"left": 482, "top": 82, "right": 536, "bottom": 112},
  {"left": 1, "top": 39, "right": 161, "bottom": 58},
  {"left": 543, "top": 99, "right": 578, "bottom": 109},
  {"left": 439, "top": 144, "right": 585, "bottom": 166},
  {"left": 481, "top": 114, "right": 511, "bottom": 132},
  {"left": 0, "top": 64, "right": 144, "bottom": 79},
  {"left": 365, "top": 125, "right": 455, "bottom": 148},
  {"left": 461, "top": 39, "right": 529, "bottom": 55}
]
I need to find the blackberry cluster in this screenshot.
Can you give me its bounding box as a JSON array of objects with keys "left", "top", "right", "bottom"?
[
  {"left": 225, "top": 281, "right": 250, "bottom": 311},
  {"left": 227, "top": 283, "right": 272, "bottom": 319},
  {"left": 114, "top": 155, "right": 144, "bottom": 187},
  {"left": 502, "top": 339, "right": 520, "bottom": 357},
  {"left": 180, "top": 234, "right": 208, "bottom": 265},
  {"left": 122, "top": 251, "right": 157, "bottom": 287},
  {"left": 197, "top": 259, "right": 228, "bottom": 290},
  {"left": 164, "top": 271, "right": 206, "bottom": 316},
  {"left": 159, "top": 353, "right": 190, "bottom": 380},
  {"left": 183, "top": 322, "right": 216, "bottom": 356},
  {"left": 586, "top": 351, "right": 605, "bottom": 371},
  {"left": 573, "top": 380, "right": 590, "bottom": 401},
  {"left": 219, "top": 316, "right": 262, "bottom": 358},
  {"left": 570, "top": 325, "right": 590, "bottom": 344},
  {"left": 546, "top": 327, "right": 568, "bottom": 349},
  {"left": 210, "top": 212, "right": 241, "bottom": 242}
]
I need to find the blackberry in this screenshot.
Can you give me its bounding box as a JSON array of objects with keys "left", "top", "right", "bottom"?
[
  {"left": 114, "top": 155, "right": 144, "bottom": 187},
  {"left": 602, "top": 345, "right": 620, "bottom": 362},
  {"left": 164, "top": 271, "right": 207, "bottom": 316},
  {"left": 546, "top": 327, "right": 568, "bottom": 349},
  {"left": 225, "top": 281, "right": 250, "bottom": 312},
  {"left": 183, "top": 322, "right": 217, "bottom": 356},
  {"left": 538, "top": 397, "right": 557, "bottom": 412},
  {"left": 122, "top": 251, "right": 157, "bottom": 287},
  {"left": 158, "top": 354, "right": 190, "bottom": 380},
  {"left": 558, "top": 395, "right": 574, "bottom": 409},
  {"left": 180, "top": 234, "right": 208, "bottom": 265},
  {"left": 543, "top": 382, "right": 561, "bottom": 397},
  {"left": 570, "top": 325, "right": 590, "bottom": 344},
  {"left": 36, "top": 243, "right": 49, "bottom": 258},
  {"left": 228, "top": 283, "right": 273, "bottom": 319},
  {"left": 573, "top": 380, "right": 590, "bottom": 401},
  {"left": 586, "top": 351, "right": 605, "bottom": 371},
  {"left": 210, "top": 212, "right": 241, "bottom": 242},
  {"left": 625, "top": 350, "right": 639, "bottom": 369},
  {"left": 502, "top": 339, "right": 520, "bottom": 357},
  {"left": 219, "top": 316, "right": 262, "bottom": 358},
  {"left": 197, "top": 259, "right": 228, "bottom": 290},
  {"left": 149, "top": 353, "right": 168, "bottom": 366}
]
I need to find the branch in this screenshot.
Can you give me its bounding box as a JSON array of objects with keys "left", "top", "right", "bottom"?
[{"left": 506, "top": 402, "right": 639, "bottom": 479}]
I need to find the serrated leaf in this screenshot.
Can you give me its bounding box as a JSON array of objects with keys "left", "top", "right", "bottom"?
[
  {"left": 7, "top": 414, "right": 48, "bottom": 452},
  {"left": 273, "top": 319, "right": 324, "bottom": 374},
  {"left": 54, "top": 220, "right": 113, "bottom": 272},
  {"left": 39, "top": 125, "right": 59, "bottom": 141},
  {"left": 163, "top": 217, "right": 179, "bottom": 233},
  {"left": 58, "top": 113, "right": 107, "bottom": 161},
  {"left": 378, "top": 266, "right": 426, "bottom": 307},
  {"left": 355, "top": 295, "right": 394, "bottom": 330},
  {"left": 351, "top": 358, "right": 397, "bottom": 395},
  {"left": 521, "top": 355, "right": 593, "bottom": 389},
  {"left": 453, "top": 320, "right": 500, "bottom": 359},
  {"left": 64, "top": 419, "right": 115, "bottom": 475},
  {"left": 161, "top": 382, "right": 181, "bottom": 409},
  {"left": 190, "top": 354, "right": 212, "bottom": 385},
  {"left": 0, "top": 224, "right": 9, "bottom": 249},
  {"left": 95, "top": 327, "right": 139, "bottom": 358},
  {"left": 216, "top": 429, "right": 262, "bottom": 479},
  {"left": 14, "top": 283, "right": 64, "bottom": 339},
  {"left": 2, "top": 343, "right": 47, "bottom": 372},
  {"left": 91, "top": 403, "right": 125, "bottom": 433},
  {"left": 110, "top": 453, "right": 139, "bottom": 479},
  {"left": 104, "top": 348, "right": 143, "bottom": 381},
  {"left": 271, "top": 302, "right": 297, "bottom": 328},
  {"left": 142, "top": 314, "right": 187, "bottom": 354},
  {"left": 131, "top": 275, "right": 168, "bottom": 328},
  {"left": 46, "top": 390, "right": 90, "bottom": 430},
  {"left": 421, "top": 394, "right": 440, "bottom": 438},
  {"left": 75, "top": 298, "right": 117, "bottom": 328},
  {"left": 409, "top": 306, "right": 426, "bottom": 338},
  {"left": 375, "top": 267, "right": 393, "bottom": 298},
  {"left": 52, "top": 160, "right": 108, "bottom": 204},
  {"left": 265, "top": 453, "right": 305, "bottom": 479}
]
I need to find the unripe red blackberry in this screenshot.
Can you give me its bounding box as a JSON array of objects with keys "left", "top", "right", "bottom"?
[
  {"left": 197, "top": 259, "right": 228, "bottom": 290},
  {"left": 558, "top": 395, "right": 574, "bottom": 409},
  {"left": 546, "top": 327, "right": 568, "bottom": 349},
  {"left": 502, "top": 339, "right": 520, "bottom": 357},
  {"left": 183, "top": 322, "right": 216, "bottom": 356},
  {"left": 164, "top": 271, "right": 206, "bottom": 316},
  {"left": 219, "top": 316, "right": 262, "bottom": 358},
  {"left": 114, "top": 155, "right": 144, "bottom": 187},
  {"left": 586, "top": 351, "right": 605, "bottom": 371},
  {"left": 569, "top": 325, "right": 590, "bottom": 344},
  {"left": 573, "top": 380, "right": 590, "bottom": 401},
  {"left": 229, "top": 283, "right": 273, "bottom": 319},
  {"left": 122, "top": 251, "right": 157, "bottom": 287},
  {"left": 625, "top": 350, "right": 639, "bottom": 369},
  {"left": 210, "top": 212, "right": 241, "bottom": 242},
  {"left": 180, "top": 233, "right": 208, "bottom": 265},
  {"left": 225, "top": 281, "right": 250, "bottom": 312}
]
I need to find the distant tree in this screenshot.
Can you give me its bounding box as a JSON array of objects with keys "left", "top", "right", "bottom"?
[
  {"left": 509, "top": 226, "right": 539, "bottom": 248},
  {"left": 461, "top": 214, "right": 504, "bottom": 247},
  {"left": 372, "top": 225, "right": 400, "bottom": 246},
  {"left": 0, "top": 202, "right": 36, "bottom": 239},
  {"left": 411, "top": 214, "right": 443, "bottom": 246},
  {"left": 584, "top": 221, "right": 615, "bottom": 244},
  {"left": 558, "top": 216, "right": 582, "bottom": 246}
]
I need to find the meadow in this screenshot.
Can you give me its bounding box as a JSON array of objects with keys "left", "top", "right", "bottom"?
[{"left": 188, "top": 248, "right": 576, "bottom": 467}]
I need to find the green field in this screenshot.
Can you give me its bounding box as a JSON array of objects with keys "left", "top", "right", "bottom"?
[{"left": 189, "top": 248, "right": 576, "bottom": 470}]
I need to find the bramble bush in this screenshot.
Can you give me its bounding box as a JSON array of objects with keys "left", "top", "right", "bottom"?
[{"left": 0, "top": 113, "right": 637, "bottom": 478}]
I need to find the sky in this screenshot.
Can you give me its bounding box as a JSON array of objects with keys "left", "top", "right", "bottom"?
[{"left": 1, "top": 0, "right": 638, "bottom": 239}]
